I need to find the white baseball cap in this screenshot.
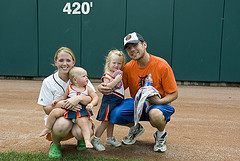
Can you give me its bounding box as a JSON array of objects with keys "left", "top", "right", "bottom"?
[{"left": 124, "top": 32, "right": 145, "bottom": 48}]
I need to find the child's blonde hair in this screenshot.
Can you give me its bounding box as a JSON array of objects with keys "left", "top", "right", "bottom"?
[
  {"left": 69, "top": 67, "right": 86, "bottom": 83},
  {"left": 104, "top": 49, "right": 126, "bottom": 73}
]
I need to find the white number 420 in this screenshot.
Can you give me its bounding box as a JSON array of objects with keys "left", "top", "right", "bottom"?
[{"left": 63, "top": 2, "right": 93, "bottom": 15}]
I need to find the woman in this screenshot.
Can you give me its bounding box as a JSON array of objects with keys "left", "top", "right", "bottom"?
[{"left": 38, "top": 47, "right": 95, "bottom": 158}]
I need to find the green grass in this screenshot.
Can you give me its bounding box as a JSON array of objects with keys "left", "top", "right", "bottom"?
[{"left": 0, "top": 151, "right": 143, "bottom": 161}]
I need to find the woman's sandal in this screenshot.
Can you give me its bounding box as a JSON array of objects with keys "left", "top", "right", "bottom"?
[
  {"left": 49, "top": 142, "right": 62, "bottom": 158},
  {"left": 77, "top": 140, "right": 87, "bottom": 151}
]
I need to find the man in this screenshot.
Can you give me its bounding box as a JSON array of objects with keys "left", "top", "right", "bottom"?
[{"left": 98, "top": 32, "right": 178, "bottom": 152}]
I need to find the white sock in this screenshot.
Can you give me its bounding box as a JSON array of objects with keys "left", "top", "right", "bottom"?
[
  {"left": 94, "top": 136, "right": 101, "bottom": 139},
  {"left": 158, "top": 129, "right": 165, "bottom": 137},
  {"left": 107, "top": 136, "right": 113, "bottom": 140}
]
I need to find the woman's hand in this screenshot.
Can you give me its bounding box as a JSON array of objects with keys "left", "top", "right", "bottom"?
[
  {"left": 62, "top": 94, "right": 92, "bottom": 110},
  {"left": 56, "top": 100, "right": 65, "bottom": 107},
  {"left": 63, "top": 96, "right": 80, "bottom": 110},
  {"left": 98, "top": 83, "right": 113, "bottom": 95},
  {"left": 71, "top": 105, "right": 82, "bottom": 111}
]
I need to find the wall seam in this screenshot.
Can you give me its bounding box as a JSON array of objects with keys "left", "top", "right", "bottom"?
[
  {"left": 36, "top": 0, "right": 40, "bottom": 76},
  {"left": 170, "top": 0, "right": 176, "bottom": 67},
  {"left": 80, "top": 0, "right": 83, "bottom": 67},
  {"left": 125, "top": 0, "right": 128, "bottom": 36},
  {"left": 219, "top": 0, "right": 226, "bottom": 81}
]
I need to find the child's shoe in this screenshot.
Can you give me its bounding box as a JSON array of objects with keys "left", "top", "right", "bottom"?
[
  {"left": 106, "top": 136, "right": 121, "bottom": 147},
  {"left": 91, "top": 136, "right": 106, "bottom": 151}
]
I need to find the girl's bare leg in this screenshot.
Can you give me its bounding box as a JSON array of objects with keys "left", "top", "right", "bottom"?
[
  {"left": 95, "top": 121, "right": 109, "bottom": 138},
  {"left": 39, "top": 108, "right": 64, "bottom": 137},
  {"left": 106, "top": 122, "right": 114, "bottom": 138},
  {"left": 76, "top": 117, "right": 93, "bottom": 148}
]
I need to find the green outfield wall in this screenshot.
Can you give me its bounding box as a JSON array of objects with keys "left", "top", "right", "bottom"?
[{"left": 0, "top": 0, "right": 239, "bottom": 82}]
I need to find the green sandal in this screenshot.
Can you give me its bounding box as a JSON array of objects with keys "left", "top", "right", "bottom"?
[
  {"left": 77, "top": 140, "right": 87, "bottom": 151},
  {"left": 49, "top": 142, "right": 62, "bottom": 158}
]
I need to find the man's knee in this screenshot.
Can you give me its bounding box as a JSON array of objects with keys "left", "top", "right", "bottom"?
[
  {"left": 149, "top": 109, "right": 165, "bottom": 122},
  {"left": 149, "top": 109, "right": 166, "bottom": 130}
]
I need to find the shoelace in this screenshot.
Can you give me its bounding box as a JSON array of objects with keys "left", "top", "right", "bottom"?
[
  {"left": 130, "top": 124, "right": 140, "bottom": 134},
  {"left": 156, "top": 135, "right": 165, "bottom": 145},
  {"left": 95, "top": 139, "right": 102, "bottom": 145},
  {"left": 126, "top": 132, "right": 137, "bottom": 140},
  {"left": 107, "top": 137, "right": 116, "bottom": 142},
  {"left": 157, "top": 139, "right": 165, "bottom": 144},
  {"left": 126, "top": 124, "right": 141, "bottom": 140}
]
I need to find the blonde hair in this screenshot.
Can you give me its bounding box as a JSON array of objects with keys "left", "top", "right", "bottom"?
[
  {"left": 54, "top": 47, "right": 76, "bottom": 62},
  {"left": 104, "top": 49, "right": 126, "bottom": 73},
  {"left": 69, "top": 67, "right": 86, "bottom": 83}
]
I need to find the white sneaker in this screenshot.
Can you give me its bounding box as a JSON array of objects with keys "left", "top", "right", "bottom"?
[
  {"left": 122, "top": 123, "right": 145, "bottom": 145},
  {"left": 153, "top": 131, "right": 167, "bottom": 152},
  {"left": 91, "top": 136, "right": 105, "bottom": 151},
  {"left": 106, "top": 137, "right": 121, "bottom": 147}
]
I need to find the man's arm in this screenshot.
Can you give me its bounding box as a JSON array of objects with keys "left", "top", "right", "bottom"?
[
  {"left": 148, "top": 90, "right": 178, "bottom": 105},
  {"left": 97, "top": 83, "right": 113, "bottom": 95}
]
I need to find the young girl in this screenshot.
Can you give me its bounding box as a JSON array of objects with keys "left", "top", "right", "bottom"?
[
  {"left": 40, "top": 67, "right": 99, "bottom": 149},
  {"left": 91, "top": 49, "right": 126, "bottom": 151}
]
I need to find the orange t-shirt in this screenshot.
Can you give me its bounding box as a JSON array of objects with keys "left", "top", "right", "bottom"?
[{"left": 123, "top": 54, "right": 177, "bottom": 98}]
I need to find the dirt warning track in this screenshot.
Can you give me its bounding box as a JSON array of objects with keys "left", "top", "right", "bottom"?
[{"left": 0, "top": 79, "right": 239, "bottom": 160}]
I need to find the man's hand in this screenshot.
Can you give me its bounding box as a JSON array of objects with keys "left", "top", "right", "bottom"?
[
  {"left": 148, "top": 90, "right": 178, "bottom": 105},
  {"left": 98, "top": 83, "right": 113, "bottom": 95},
  {"left": 148, "top": 95, "right": 162, "bottom": 105}
]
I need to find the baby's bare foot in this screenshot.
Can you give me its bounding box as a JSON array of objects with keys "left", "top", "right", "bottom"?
[
  {"left": 39, "top": 128, "right": 51, "bottom": 137},
  {"left": 85, "top": 141, "right": 93, "bottom": 148}
]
